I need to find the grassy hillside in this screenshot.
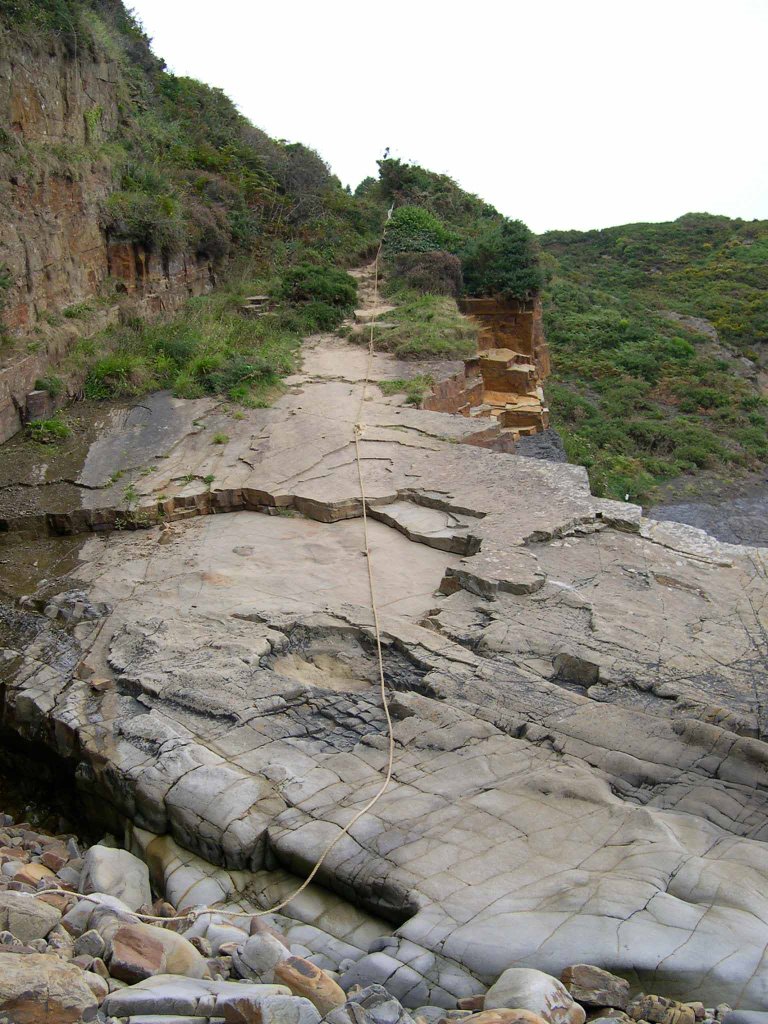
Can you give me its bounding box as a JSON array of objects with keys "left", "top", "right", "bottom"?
[{"left": 541, "top": 214, "right": 768, "bottom": 500}]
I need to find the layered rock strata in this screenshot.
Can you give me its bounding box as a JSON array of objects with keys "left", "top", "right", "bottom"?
[{"left": 0, "top": 321, "right": 767, "bottom": 1011}]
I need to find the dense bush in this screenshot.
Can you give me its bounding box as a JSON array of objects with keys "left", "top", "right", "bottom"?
[
  {"left": 384, "top": 206, "right": 458, "bottom": 257},
  {"left": 462, "top": 219, "right": 544, "bottom": 300},
  {"left": 103, "top": 191, "right": 186, "bottom": 255},
  {"left": 391, "top": 251, "right": 462, "bottom": 297},
  {"left": 276, "top": 264, "right": 357, "bottom": 308}
]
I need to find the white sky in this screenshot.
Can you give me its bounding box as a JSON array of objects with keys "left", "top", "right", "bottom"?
[{"left": 128, "top": 0, "right": 768, "bottom": 234}]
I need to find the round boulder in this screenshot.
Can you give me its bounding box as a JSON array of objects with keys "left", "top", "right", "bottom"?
[{"left": 485, "top": 969, "right": 586, "bottom": 1024}]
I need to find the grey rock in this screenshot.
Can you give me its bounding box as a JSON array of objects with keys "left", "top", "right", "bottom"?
[
  {"left": 485, "top": 969, "right": 585, "bottom": 1024},
  {"left": 75, "top": 928, "right": 107, "bottom": 959},
  {"left": 0, "top": 890, "right": 61, "bottom": 942},
  {"left": 233, "top": 930, "right": 291, "bottom": 981},
  {"left": 80, "top": 846, "right": 152, "bottom": 911},
  {"left": 560, "top": 965, "right": 630, "bottom": 1010}
]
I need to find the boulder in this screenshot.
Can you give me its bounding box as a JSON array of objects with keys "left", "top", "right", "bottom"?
[
  {"left": 82, "top": 970, "right": 109, "bottom": 1003},
  {"left": 101, "top": 973, "right": 311, "bottom": 1023},
  {"left": 234, "top": 929, "right": 291, "bottom": 981},
  {"left": 0, "top": 890, "right": 61, "bottom": 942},
  {"left": 109, "top": 922, "right": 210, "bottom": 981},
  {"left": 485, "top": 970, "right": 586, "bottom": 1024},
  {"left": 628, "top": 996, "right": 695, "bottom": 1024},
  {"left": 80, "top": 845, "right": 152, "bottom": 910},
  {"left": 13, "top": 861, "right": 55, "bottom": 886},
  {"left": 0, "top": 950, "right": 98, "bottom": 1023},
  {"left": 274, "top": 954, "right": 347, "bottom": 1014},
  {"left": 74, "top": 928, "right": 107, "bottom": 960},
  {"left": 561, "top": 966, "right": 630, "bottom": 1010},
  {"left": 347, "top": 983, "right": 418, "bottom": 1024},
  {"left": 61, "top": 892, "right": 137, "bottom": 937},
  {"left": 462, "top": 1013, "right": 550, "bottom": 1024},
  {"left": 109, "top": 922, "right": 168, "bottom": 982}
]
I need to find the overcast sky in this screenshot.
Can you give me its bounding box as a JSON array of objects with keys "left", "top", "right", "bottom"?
[{"left": 128, "top": 0, "right": 768, "bottom": 234}]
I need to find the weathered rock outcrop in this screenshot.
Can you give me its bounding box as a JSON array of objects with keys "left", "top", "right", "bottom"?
[
  {"left": 421, "top": 296, "right": 551, "bottom": 444},
  {"left": 0, "top": 29, "right": 214, "bottom": 442},
  {"left": 1, "top": 291, "right": 768, "bottom": 1011}
]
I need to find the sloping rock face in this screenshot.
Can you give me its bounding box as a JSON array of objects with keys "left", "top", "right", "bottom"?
[{"left": 1, "top": 332, "right": 768, "bottom": 1010}]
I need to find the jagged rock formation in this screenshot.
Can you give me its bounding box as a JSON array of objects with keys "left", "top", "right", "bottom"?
[
  {"left": 1, "top": 270, "right": 768, "bottom": 1011},
  {"left": 423, "top": 297, "right": 550, "bottom": 443}
]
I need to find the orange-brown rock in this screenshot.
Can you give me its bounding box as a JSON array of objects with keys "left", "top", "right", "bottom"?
[
  {"left": 0, "top": 951, "right": 98, "bottom": 1023},
  {"left": 14, "top": 861, "right": 55, "bottom": 885},
  {"left": 460, "top": 1010, "right": 551, "bottom": 1024},
  {"left": 459, "top": 997, "right": 488, "bottom": 1011},
  {"left": 274, "top": 954, "right": 346, "bottom": 1015},
  {"left": 108, "top": 924, "right": 167, "bottom": 983}
]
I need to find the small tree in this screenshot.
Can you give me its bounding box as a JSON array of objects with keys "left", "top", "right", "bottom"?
[{"left": 462, "top": 219, "right": 544, "bottom": 300}]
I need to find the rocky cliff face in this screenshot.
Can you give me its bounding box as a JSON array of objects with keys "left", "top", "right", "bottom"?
[{"left": 0, "top": 28, "right": 213, "bottom": 441}]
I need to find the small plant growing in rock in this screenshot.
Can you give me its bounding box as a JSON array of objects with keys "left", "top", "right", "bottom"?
[
  {"left": 203, "top": 474, "right": 215, "bottom": 489},
  {"left": 211, "top": 432, "right": 229, "bottom": 445},
  {"left": 26, "top": 416, "right": 71, "bottom": 443},
  {"left": 123, "top": 483, "right": 139, "bottom": 508},
  {"left": 34, "top": 375, "right": 65, "bottom": 398}
]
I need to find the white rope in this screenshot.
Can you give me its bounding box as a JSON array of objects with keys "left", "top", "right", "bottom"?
[{"left": 23, "top": 243, "right": 396, "bottom": 928}]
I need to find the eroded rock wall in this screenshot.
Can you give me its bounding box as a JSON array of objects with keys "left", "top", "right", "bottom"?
[
  {"left": 423, "top": 298, "right": 551, "bottom": 440},
  {"left": 0, "top": 30, "right": 213, "bottom": 441}
]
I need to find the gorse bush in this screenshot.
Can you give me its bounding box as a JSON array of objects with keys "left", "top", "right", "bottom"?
[
  {"left": 104, "top": 190, "right": 186, "bottom": 255},
  {"left": 277, "top": 264, "right": 357, "bottom": 308},
  {"left": 391, "top": 251, "right": 463, "bottom": 298},
  {"left": 462, "top": 219, "right": 544, "bottom": 300},
  {"left": 384, "top": 206, "right": 459, "bottom": 257}
]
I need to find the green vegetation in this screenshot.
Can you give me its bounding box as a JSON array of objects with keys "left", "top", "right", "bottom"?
[
  {"left": 378, "top": 375, "right": 434, "bottom": 406},
  {"left": 1, "top": 0, "right": 383, "bottom": 398},
  {"left": 371, "top": 292, "right": 477, "bottom": 360},
  {"left": 33, "top": 375, "right": 64, "bottom": 397},
  {"left": 62, "top": 302, "right": 93, "bottom": 320},
  {"left": 384, "top": 206, "right": 459, "bottom": 257},
  {"left": 540, "top": 214, "right": 768, "bottom": 500},
  {"left": 82, "top": 280, "right": 309, "bottom": 405},
  {"left": 462, "top": 219, "right": 543, "bottom": 300},
  {"left": 370, "top": 159, "right": 542, "bottom": 360},
  {"left": 211, "top": 432, "right": 229, "bottom": 445},
  {"left": 26, "top": 414, "right": 71, "bottom": 443}
]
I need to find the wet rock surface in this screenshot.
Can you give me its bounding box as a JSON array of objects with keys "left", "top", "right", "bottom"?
[{"left": 1, "top": 275, "right": 768, "bottom": 1016}]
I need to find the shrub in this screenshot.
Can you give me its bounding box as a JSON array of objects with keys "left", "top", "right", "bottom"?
[
  {"left": 391, "top": 251, "right": 462, "bottom": 297},
  {"left": 104, "top": 191, "right": 186, "bottom": 256},
  {"left": 462, "top": 219, "right": 544, "bottom": 300},
  {"left": 26, "top": 415, "right": 71, "bottom": 443},
  {"left": 34, "top": 375, "right": 65, "bottom": 397},
  {"left": 84, "top": 354, "right": 160, "bottom": 398},
  {"left": 384, "top": 206, "right": 458, "bottom": 257},
  {"left": 277, "top": 264, "right": 357, "bottom": 308}
]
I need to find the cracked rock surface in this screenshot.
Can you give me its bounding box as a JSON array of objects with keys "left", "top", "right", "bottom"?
[{"left": 2, "top": 304, "right": 768, "bottom": 1011}]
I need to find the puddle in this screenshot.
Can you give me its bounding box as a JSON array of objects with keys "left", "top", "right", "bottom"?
[{"left": 649, "top": 482, "right": 768, "bottom": 547}]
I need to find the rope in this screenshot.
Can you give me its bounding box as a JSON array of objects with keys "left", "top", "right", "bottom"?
[{"left": 21, "top": 242, "right": 395, "bottom": 929}]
